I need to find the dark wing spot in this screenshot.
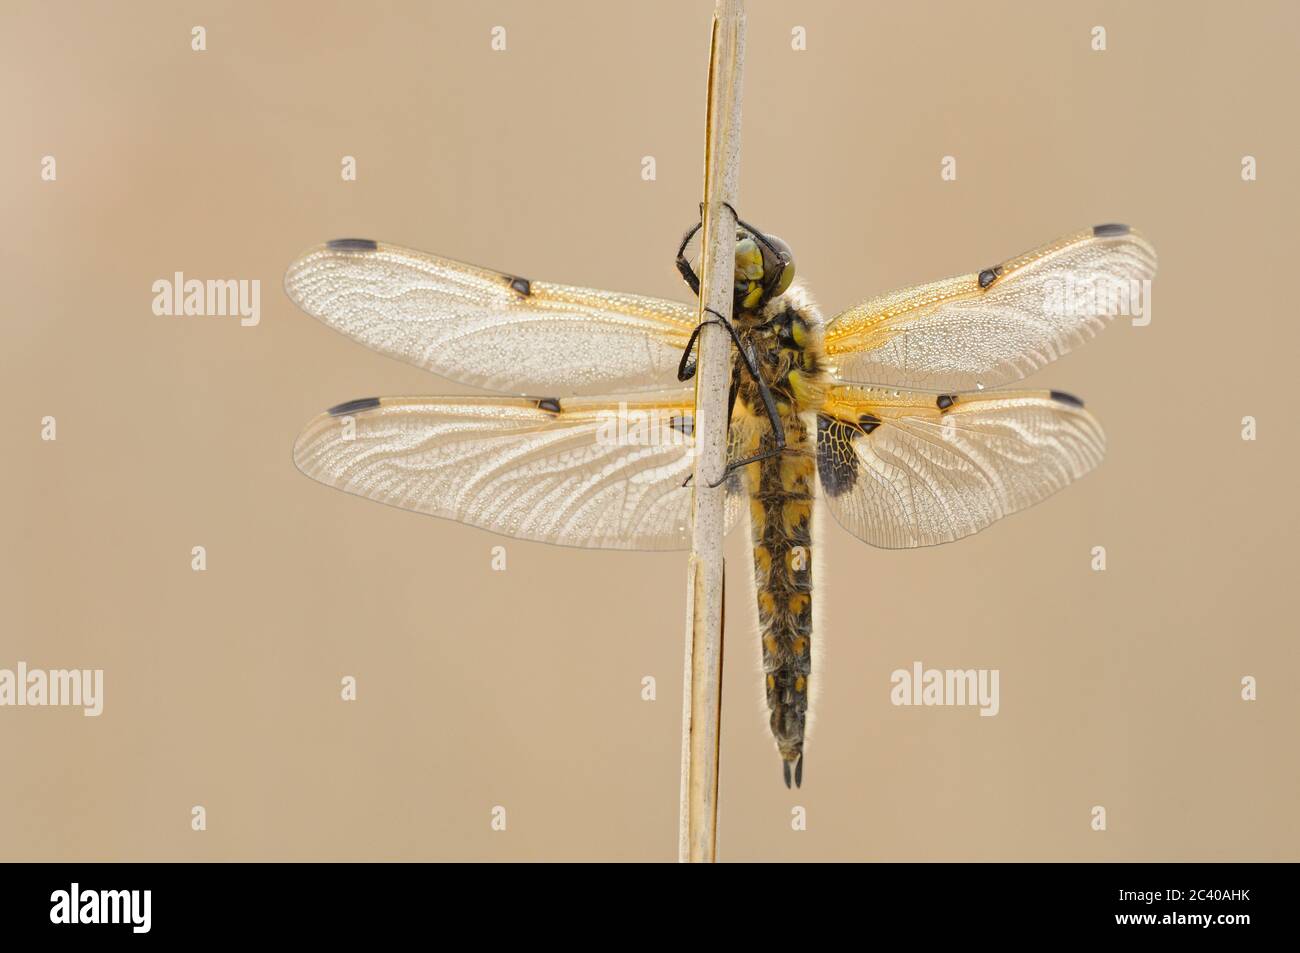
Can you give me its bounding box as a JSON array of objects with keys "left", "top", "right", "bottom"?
[
  {"left": 671, "top": 415, "right": 695, "bottom": 436},
  {"left": 328, "top": 396, "right": 381, "bottom": 416},
  {"left": 536, "top": 397, "right": 561, "bottom": 414},
  {"left": 937, "top": 394, "right": 956, "bottom": 410},
  {"left": 816, "top": 414, "right": 860, "bottom": 497},
  {"left": 977, "top": 265, "right": 1003, "bottom": 288},
  {"left": 1050, "top": 390, "right": 1085, "bottom": 408},
  {"left": 1092, "top": 223, "right": 1130, "bottom": 237},
  {"left": 508, "top": 276, "right": 532, "bottom": 296},
  {"left": 326, "top": 238, "right": 378, "bottom": 252},
  {"left": 858, "top": 413, "right": 881, "bottom": 433}
]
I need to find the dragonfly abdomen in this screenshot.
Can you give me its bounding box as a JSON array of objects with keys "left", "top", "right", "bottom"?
[
  {"left": 737, "top": 285, "right": 826, "bottom": 788},
  {"left": 749, "top": 425, "right": 816, "bottom": 788}
]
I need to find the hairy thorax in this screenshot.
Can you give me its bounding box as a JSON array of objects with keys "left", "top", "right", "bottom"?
[{"left": 732, "top": 281, "right": 829, "bottom": 440}]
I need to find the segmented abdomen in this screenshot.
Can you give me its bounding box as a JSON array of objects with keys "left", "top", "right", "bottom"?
[
  {"left": 733, "top": 285, "right": 826, "bottom": 787},
  {"left": 746, "top": 417, "right": 815, "bottom": 787}
]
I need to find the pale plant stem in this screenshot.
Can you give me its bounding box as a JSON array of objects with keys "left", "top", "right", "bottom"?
[{"left": 679, "top": 0, "right": 745, "bottom": 864}]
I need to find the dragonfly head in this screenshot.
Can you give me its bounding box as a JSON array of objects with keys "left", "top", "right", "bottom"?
[{"left": 734, "top": 227, "right": 795, "bottom": 310}]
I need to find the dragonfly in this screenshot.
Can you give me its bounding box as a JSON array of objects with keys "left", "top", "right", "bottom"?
[{"left": 285, "top": 216, "right": 1157, "bottom": 788}]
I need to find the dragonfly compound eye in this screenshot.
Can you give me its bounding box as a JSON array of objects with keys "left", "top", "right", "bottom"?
[{"left": 760, "top": 233, "right": 795, "bottom": 297}]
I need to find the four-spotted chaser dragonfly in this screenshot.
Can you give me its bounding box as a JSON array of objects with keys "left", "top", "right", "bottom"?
[{"left": 286, "top": 218, "right": 1157, "bottom": 787}]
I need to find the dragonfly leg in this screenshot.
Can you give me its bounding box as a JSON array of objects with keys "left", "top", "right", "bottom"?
[
  {"left": 680, "top": 370, "right": 740, "bottom": 489},
  {"left": 728, "top": 205, "right": 780, "bottom": 261},
  {"left": 674, "top": 221, "right": 702, "bottom": 296},
  {"left": 707, "top": 443, "right": 786, "bottom": 489},
  {"left": 678, "top": 304, "right": 789, "bottom": 488},
  {"left": 705, "top": 371, "right": 791, "bottom": 487},
  {"left": 703, "top": 333, "right": 787, "bottom": 485},
  {"left": 674, "top": 201, "right": 743, "bottom": 298}
]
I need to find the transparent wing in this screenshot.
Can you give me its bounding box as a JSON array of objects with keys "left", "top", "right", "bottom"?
[
  {"left": 293, "top": 390, "right": 743, "bottom": 551},
  {"left": 816, "top": 385, "right": 1105, "bottom": 549},
  {"left": 284, "top": 239, "right": 696, "bottom": 396},
  {"left": 823, "top": 225, "right": 1157, "bottom": 392}
]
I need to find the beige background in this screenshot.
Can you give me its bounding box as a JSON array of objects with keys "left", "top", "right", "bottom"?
[{"left": 3, "top": 0, "right": 1297, "bottom": 861}]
